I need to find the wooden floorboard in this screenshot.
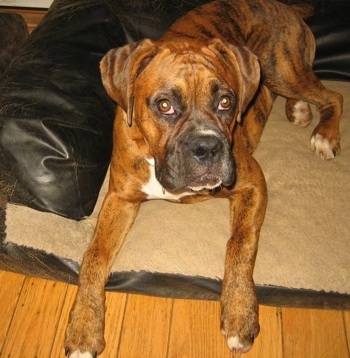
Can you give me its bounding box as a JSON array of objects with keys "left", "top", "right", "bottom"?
[
  {"left": 345, "top": 311, "right": 350, "bottom": 352},
  {"left": 1, "top": 275, "right": 68, "bottom": 357},
  {"left": 0, "top": 271, "right": 25, "bottom": 355},
  {"left": 0, "top": 271, "right": 349, "bottom": 358},
  {"left": 246, "top": 306, "right": 283, "bottom": 358},
  {"left": 49, "top": 283, "right": 78, "bottom": 357},
  {"left": 168, "top": 298, "right": 233, "bottom": 358},
  {"left": 282, "top": 307, "right": 349, "bottom": 358},
  {"left": 117, "top": 294, "right": 172, "bottom": 358}
]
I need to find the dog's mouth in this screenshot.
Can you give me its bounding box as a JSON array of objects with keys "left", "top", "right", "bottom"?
[
  {"left": 156, "top": 159, "right": 234, "bottom": 193},
  {"left": 188, "top": 182, "right": 222, "bottom": 192},
  {"left": 186, "top": 174, "right": 223, "bottom": 192}
]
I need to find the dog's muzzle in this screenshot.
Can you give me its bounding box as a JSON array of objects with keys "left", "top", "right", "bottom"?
[{"left": 155, "top": 130, "right": 236, "bottom": 192}]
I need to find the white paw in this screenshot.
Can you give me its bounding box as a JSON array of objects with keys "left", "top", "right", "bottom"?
[
  {"left": 290, "top": 101, "right": 312, "bottom": 127},
  {"left": 68, "top": 351, "right": 95, "bottom": 358},
  {"left": 222, "top": 330, "right": 253, "bottom": 353},
  {"left": 227, "top": 335, "right": 245, "bottom": 350},
  {"left": 311, "top": 134, "right": 335, "bottom": 160},
  {"left": 227, "top": 335, "right": 252, "bottom": 353}
]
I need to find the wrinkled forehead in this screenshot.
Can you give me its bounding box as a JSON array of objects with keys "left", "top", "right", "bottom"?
[{"left": 135, "top": 45, "right": 235, "bottom": 96}]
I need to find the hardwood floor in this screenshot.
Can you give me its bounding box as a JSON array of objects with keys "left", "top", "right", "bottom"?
[{"left": 0, "top": 270, "right": 349, "bottom": 357}]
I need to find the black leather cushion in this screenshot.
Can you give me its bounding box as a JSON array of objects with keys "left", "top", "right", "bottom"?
[
  {"left": 0, "top": 12, "right": 29, "bottom": 242},
  {"left": 0, "top": 0, "right": 349, "bottom": 220},
  {"left": 0, "top": 1, "right": 125, "bottom": 219},
  {"left": 310, "top": 15, "right": 350, "bottom": 81},
  {"left": 0, "top": 0, "right": 207, "bottom": 220}
]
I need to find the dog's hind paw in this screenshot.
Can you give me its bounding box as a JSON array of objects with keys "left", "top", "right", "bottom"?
[
  {"left": 311, "top": 133, "right": 338, "bottom": 160},
  {"left": 285, "top": 100, "right": 313, "bottom": 127}
]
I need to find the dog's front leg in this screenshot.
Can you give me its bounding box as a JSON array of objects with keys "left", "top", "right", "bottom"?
[
  {"left": 65, "top": 192, "right": 140, "bottom": 358},
  {"left": 220, "top": 159, "right": 267, "bottom": 353}
]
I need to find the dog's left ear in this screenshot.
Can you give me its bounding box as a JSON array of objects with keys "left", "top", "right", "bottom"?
[
  {"left": 208, "top": 39, "right": 261, "bottom": 122},
  {"left": 100, "top": 39, "right": 158, "bottom": 126}
]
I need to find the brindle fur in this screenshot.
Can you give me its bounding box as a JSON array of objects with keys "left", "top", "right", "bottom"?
[{"left": 65, "top": 0, "right": 343, "bottom": 356}]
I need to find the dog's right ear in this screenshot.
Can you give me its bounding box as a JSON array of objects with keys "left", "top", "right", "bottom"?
[
  {"left": 100, "top": 39, "right": 158, "bottom": 126},
  {"left": 207, "top": 39, "right": 260, "bottom": 123}
]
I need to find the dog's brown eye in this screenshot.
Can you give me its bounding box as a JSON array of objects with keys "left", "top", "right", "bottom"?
[
  {"left": 158, "top": 100, "right": 175, "bottom": 115},
  {"left": 218, "top": 96, "right": 232, "bottom": 110}
]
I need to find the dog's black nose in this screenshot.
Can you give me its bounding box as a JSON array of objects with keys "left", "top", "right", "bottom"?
[{"left": 189, "top": 136, "right": 223, "bottom": 164}]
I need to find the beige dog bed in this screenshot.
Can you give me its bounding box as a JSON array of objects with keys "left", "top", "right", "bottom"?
[{"left": 4, "top": 81, "right": 350, "bottom": 306}]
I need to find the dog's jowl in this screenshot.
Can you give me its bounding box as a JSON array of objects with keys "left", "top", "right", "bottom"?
[{"left": 65, "top": 0, "right": 343, "bottom": 356}]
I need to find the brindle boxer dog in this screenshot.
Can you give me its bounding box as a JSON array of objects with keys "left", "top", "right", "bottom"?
[{"left": 65, "top": 0, "right": 343, "bottom": 356}]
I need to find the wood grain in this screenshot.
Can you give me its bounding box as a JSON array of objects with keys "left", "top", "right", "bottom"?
[
  {"left": 118, "top": 294, "right": 172, "bottom": 358},
  {"left": 100, "top": 291, "right": 128, "bottom": 357},
  {"left": 282, "top": 307, "right": 349, "bottom": 358},
  {"left": 0, "top": 271, "right": 25, "bottom": 354},
  {"left": 50, "top": 283, "right": 78, "bottom": 357},
  {"left": 0, "top": 271, "right": 349, "bottom": 357},
  {"left": 245, "top": 306, "right": 283, "bottom": 358},
  {"left": 168, "top": 298, "right": 234, "bottom": 358},
  {"left": 344, "top": 311, "right": 350, "bottom": 351},
  {"left": 1, "top": 275, "right": 68, "bottom": 357}
]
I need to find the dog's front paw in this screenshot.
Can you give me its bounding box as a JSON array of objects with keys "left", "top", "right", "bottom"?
[
  {"left": 65, "top": 325, "right": 104, "bottom": 358},
  {"left": 311, "top": 132, "right": 340, "bottom": 160},
  {"left": 220, "top": 295, "right": 259, "bottom": 353},
  {"left": 65, "top": 349, "right": 97, "bottom": 358},
  {"left": 65, "top": 298, "right": 105, "bottom": 358}
]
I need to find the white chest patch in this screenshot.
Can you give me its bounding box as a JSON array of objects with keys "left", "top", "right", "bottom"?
[{"left": 141, "top": 158, "right": 194, "bottom": 201}]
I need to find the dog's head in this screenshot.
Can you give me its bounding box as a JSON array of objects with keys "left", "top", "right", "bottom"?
[{"left": 100, "top": 38, "right": 260, "bottom": 192}]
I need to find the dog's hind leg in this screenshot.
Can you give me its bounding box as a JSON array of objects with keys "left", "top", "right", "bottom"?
[
  {"left": 308, "top": 82, "right": 343, "bottom": 159},
  {"left": 282, "top": 70, "right": 342, "bottom": 160},
  {"left": 259, "top": 19, "right": 343, "bottom": 160},
  {"left": 266, "top": 58, "right": 342, "bottom": 160}
]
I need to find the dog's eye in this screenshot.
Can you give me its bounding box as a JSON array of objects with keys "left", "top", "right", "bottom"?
[
  {"left": 218, "top": 96, "right": 232, "bottom": 111},
  {"left": 158, "top": 100, "right": 176, "bottom": 115}
]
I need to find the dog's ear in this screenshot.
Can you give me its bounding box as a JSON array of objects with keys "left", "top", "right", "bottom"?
[
  {"left": 208, "top": 39, "right": 261, "bottom": 122},
  {"left": 100, "top": 39, "right": 158, "bottom": 126}
]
